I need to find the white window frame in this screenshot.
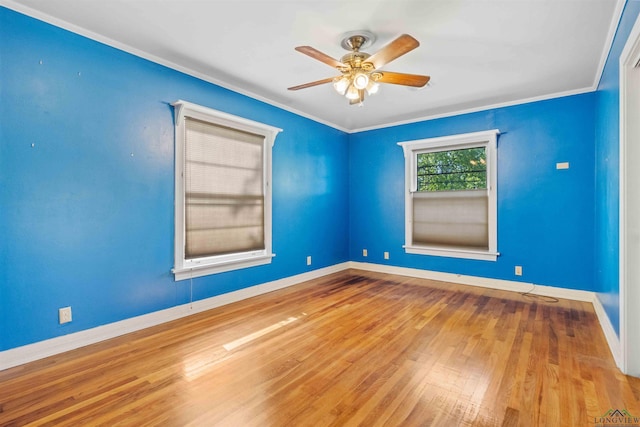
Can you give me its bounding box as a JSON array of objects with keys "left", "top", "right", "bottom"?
[
  {"left": 171, "top": 100, "right": 281, "bottom": 281},
  {"left": 398, "top": 129, "right": 500, "bottom": 261}
]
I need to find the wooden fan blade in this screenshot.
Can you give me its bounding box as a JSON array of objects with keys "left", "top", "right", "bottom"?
[
  {"left": 295, "top": 46, "right": 347, "bottom": 69},
  {"left": 288, "top": 76, "right": 337, "bottom": 91},
  {"left": 365, "top": 34, "right": 419, "bottom": 70},
  {"left": 377, "top": 71, "right": 430, "bottom": 87}
]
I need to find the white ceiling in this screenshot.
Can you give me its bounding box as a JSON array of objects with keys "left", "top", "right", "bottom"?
[{"left": 4, "top": 0, "right": 623, "bottom": 132}]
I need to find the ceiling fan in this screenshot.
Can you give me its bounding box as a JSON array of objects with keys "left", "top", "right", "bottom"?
[{"left": 288, "top": 31, "right": 430, "bottom": 106}]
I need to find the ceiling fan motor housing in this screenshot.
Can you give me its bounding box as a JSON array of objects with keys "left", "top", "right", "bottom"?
[{"left": 340, "top": 52, "right": 372, "bottom": 70}]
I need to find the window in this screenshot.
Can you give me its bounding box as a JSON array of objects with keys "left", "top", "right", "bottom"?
[
  {"left": 172, "top": 100, "right": 281, "bottom": 280},
  {"left": 398, "top": 129, "right": 499, "bottom": 261}
]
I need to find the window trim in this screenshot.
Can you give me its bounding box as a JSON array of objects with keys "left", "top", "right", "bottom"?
[
  {"left": 398, "top": 129, "right": 500, "bottom": 261},
  {"left": 171, "top": 100, "right": 282, "bottom": 281}
]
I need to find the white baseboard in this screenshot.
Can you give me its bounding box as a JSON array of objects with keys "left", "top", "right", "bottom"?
[
  {"left": 348, "top": 261, "right": 595, "bottom": 301},
  {"left": 0, "top": 263, "right": 350, "bottom": 371},
  {"left": 1, "top": 261, "right": 620, "bottom": 373},
  {"left": 591, "top": 295, "right": 623, "bottom": 369}
]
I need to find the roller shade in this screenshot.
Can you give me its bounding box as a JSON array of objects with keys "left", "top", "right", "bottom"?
[
  {"left": 412, "top": 189, "right": 488, "bottom": 249},
  {"left": 184, "top": 117, "right": 265, "bottom": 259}
]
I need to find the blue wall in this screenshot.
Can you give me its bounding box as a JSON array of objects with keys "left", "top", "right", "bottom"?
[
  {"left": 595, "top": 1, "right": 640, "bottom": 336},
  {"left": 349, "top": 94, "right": 597, "bottom": 291},
  {"left": 1, "top": 3, "right": 634, "bottom": 354},
  {"left": 0, "top": 7, "right": 349, "bottom": 351}
]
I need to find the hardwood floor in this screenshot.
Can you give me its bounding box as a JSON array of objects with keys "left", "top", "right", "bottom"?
[{"left": 1, "top": 269, "right": 638, "bottom": 426}]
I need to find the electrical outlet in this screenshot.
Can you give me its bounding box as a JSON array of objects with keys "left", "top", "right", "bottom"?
[
  {"left": 515, "top": 266, "right": 523, "bottom": 276},
  {"left": 59, "top": 306, "right": 72, "bottom": 324},
  {"left": 384, "top": 251, "right": 390, "bottom": 260},
  {"left": 306, "top": 256, "right": 312, "bottom": 266},
  {"left": 363, "top": 249, "right": 368, "bottom": 257}
]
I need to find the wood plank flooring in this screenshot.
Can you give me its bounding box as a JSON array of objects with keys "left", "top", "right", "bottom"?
[{"left": 1, "top": 269, "right": 638, "bottom": 426}]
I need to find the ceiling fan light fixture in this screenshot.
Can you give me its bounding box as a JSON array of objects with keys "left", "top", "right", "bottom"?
[
  {"left": 353, "top": 72, "right": 369, "bottom": 90},
  {"left": 333, "top": 76, "right": 349, "bottom": 95},
  {"left": 345, "top": 85, "right": 360, "bottom": 100},
  {"left": 366, "top": 81, "right": 379, "bottom": 95}
]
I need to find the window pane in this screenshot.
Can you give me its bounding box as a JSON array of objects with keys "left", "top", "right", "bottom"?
[
  {"left": 417, "top": 147, "right": 486, "bottom": 191},
  {"left": 184, "top": 117, "right": 265, "bottom": 259}
]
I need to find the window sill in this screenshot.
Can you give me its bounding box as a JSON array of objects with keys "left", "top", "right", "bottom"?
[
  {"left": 173, "top": 254, "right": 274, "bottom": 281},
  {"left": 404, "top": 245, "right": 499, "bottom": 261}
]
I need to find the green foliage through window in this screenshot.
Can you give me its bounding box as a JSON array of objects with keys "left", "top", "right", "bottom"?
[{"left": 417, "top": 147, "right": 486, "bottom": 191}]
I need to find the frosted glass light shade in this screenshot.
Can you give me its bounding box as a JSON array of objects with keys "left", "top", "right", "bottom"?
[
  {"left": 353, "top": 72, "right": 369, "bottom": 90},
  {"left": 333, "top": 77, "right": 349, "bottom": 95}
]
